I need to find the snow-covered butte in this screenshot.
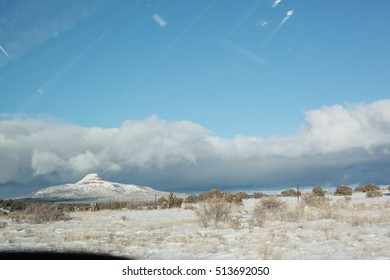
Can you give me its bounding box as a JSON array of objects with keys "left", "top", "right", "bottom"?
[{"left": 21, "top": 174, "right": 184, "bottom": 203}]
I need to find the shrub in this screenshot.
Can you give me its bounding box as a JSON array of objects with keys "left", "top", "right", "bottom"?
[
  {"left": 157, "top": 197, "right": 169, "bottom": 209},
  {"left": 168, "top": 192, "right": 183, "bottom": 208},
  {"left": 281, "top": 189, "right": 300, "bottom": 197},
  {"left": 334, "top": 185, "right": 352, "bottom": 196},
  {"left": 354, "top": 183, "right": 380, "bottom": 193},
  {"left": 261, "top": 196, "right": 286, "bottom": 211},
  {"left": 250, "top": 196, "right": 286, "bottom": 228},
  {"left": 250, "top": 203, "right": 265, "bottom": 228},
  {"left": 194, "top": 198, "right": 232, "bottom": 227},
  {"left": 235, "top": 192, "right": 249, "bottom": 200},
  {"left": 253, "top": 192, "right": 266, "bottom": 199},
  {"left": 195, "top": 189, "right": 243, "bottom": 204},
  {"left": 198, "top": 189, "right": 223, "bottom": 201},
  {"left": 366, "top": 190, "right": 383, "bottom": 198},
  {"left": 0, "top": 199, "right": 26, "bottom": 212},
  {"left": 157, "top": 193, "right": 183, "bottom": 209},
  {"left": 21, "top": 203, "right": 69, "bottom": 223},
  {"left": 301, "top": 193, "right": 330, "bottom": 208},
  {"left": 184, "top": 194, "right": 199, "bottom": 204},
  {"left": 312, "top": 186, "right": 325, "bottom": 197}
]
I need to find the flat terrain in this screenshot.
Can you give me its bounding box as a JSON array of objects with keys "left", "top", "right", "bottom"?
[{"left": 1, "top": 192, "right": 389, "bottom": 259}]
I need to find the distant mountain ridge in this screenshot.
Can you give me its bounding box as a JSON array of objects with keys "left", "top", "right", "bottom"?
[{"left": 21, "top": 174, "right": 184, "bottom": 203}]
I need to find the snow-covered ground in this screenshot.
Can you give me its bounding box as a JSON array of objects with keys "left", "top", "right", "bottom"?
[{"left": 1, "top": 192, "right": 389, "bottom": 259}]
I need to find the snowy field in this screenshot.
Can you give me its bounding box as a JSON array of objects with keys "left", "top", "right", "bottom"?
[{"left": 1, "top": 192, "right": 389, "bottom": 259}]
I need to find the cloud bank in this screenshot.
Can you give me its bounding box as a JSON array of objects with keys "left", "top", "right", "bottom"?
[{"left": 1, "top": 100, "right": 390, "bottom": 194}]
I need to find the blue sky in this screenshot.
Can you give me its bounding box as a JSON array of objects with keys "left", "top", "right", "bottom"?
[{"left": 1, "top": 0, "right": 390, "bottom": 196}]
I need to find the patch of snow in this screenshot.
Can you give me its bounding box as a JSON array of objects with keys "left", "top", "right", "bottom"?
[{"left": 1, "top": 195, "right": 389, "bottom": 259}]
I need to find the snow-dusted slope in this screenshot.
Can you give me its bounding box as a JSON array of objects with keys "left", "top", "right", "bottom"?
[{"left": 22, "top": 174, "right": 183, "bottom": 203}]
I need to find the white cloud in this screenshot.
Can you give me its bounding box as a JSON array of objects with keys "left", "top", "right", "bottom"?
[
  {"left": 0, "top": 44, "right": 10, "bottom": 58},
  {"left": 31, "top": 150, "right": 66, "bottom": 175},
  {"left": 272, "top": 0, "right": 282, "bottom": 9},
  {"left": 269, "top": 9, "right": 295, "bottom": 39},
  {"left": 1, "top": 100, "right": 390, "bottom": 193},
  {"left": 152, "top": 14, "right": 167, "bottom": 27}
]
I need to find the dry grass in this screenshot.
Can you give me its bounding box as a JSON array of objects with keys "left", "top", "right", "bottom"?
[
  {"left": 194, "top": 198, "right": 233, "bottom": 227},
  {"left": 10, "top": 203, "right": 70, "bottom": 224},
  {"left": 1, "top": 188, "right": 389, "bottom": 260},
  {"left": 250, "top": 196, "right": 287, "bottom": 228}
]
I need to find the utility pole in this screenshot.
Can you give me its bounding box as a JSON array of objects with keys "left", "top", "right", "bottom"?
[{"left": 297, "top": 183, "right": 300, "bottom": 204}]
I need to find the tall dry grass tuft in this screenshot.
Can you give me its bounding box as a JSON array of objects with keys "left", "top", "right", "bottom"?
[
  {"left": 194, "top": 197, "right": 233, "bottom": 228},
  {"left": 250, "top": 196, "right": 286, "bottom": 228}
]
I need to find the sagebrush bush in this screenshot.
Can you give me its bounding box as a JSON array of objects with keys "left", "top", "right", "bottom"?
[
  {"left": 20, "top": 203, "right": 69, "bottom": 223},
  {"left": 301, "top": 193, "right": 330, "bottom": 208},
  {"left": 184, "top": 194, "right": 199, "bottom": 203},
  {"left": 0, "top": 199, "right": 26, "bottom": 212},
  {"left": 250, "top": 196, "right": 286, "bottom": 228},
  {"left": 281, "top": 189, "right": 300, "bottom": 197},
  {"left": 194, "top": 197, "right": 232, "bottom": 227},
  {"left": 354, "top": 183, "right": 380, "bottom": 193},
  {"left": 253, "top": 192, "right": 266, "bottom": 199},
  {"left": 250, "top": 203, "right": 265, "bottom": 228},
  {"left": 235, "top": 192, "right": 249, "bottom": 200},
  {"left": 334, "top": 185, "right": 352, "bottom": 196},
  {"left": 261, "top": 196, "right": 286, "bottom": 211},
  {"left": 312, "top": 186, "right": 325, "bottom": 197},
  {"left": 187, "top": 189, "right": 243, "bottom": 205},
  {"left": 157, "top": 193, "right": 183, "bottom": 209},
  {"left": 366, "top": 190, "right": 383, "bottom": 198}
]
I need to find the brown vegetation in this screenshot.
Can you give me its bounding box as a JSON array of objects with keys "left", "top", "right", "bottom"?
[
  {"left": 252, "top": 192, "right": 266, "bottom": 199},
  {"left": 312, "top": 186, "right": 326, "bottom": 197},
  {"left": 157, "top": 192, "right": 183, "bottom": 209},
  {"left": 11, "top": 203, "right": 70, "bottom": 224},
  {"left": 280, "top": 189, "right": 300, "bottom": 197},
  {"left": 366, "top": 190, "right": 383, "bottom": 198},
  {"left": 354, "top": 183, "right": 380, "bottom": 193},
  {"left": 184, "top": 189, "right": 244, "bottom": 205},
  {"left": 334, "top": 185, "right": 353, "bottom": 196}
]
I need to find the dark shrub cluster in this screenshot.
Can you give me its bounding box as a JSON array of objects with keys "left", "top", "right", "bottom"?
[
  {"left": 158, "top": 193, "right": 183, "bottom": 209},
  {"left": 93, "top": 201, "right": 153, "bottom": 211},
  {"left": 354, "top": 183, "right": 380, "bottom": 193},
  {"left": 0, "top": 199, "right": 26, "bottom": 212},
  {"left": 14, "top": 203, "right": 70, "bottom": 224},
  {"left": 366, "top": 190, "right": 383, "bottom": 198},
  {"left": 312, "top": 186, "right": 326, "bottom": 197},
  {"left": 334, "top": 185, "right": 353, "bottom": 196},
  {"left": 184, "top": 189, "right": 244, "bottom": 204},
  {"left": 184, "top": 194, "right": 199, "bottom": 203},
  {"left": 280, "top": 189, "right": 300, "bottom": 197},
  {"left": 252, "top": 192, "right": 266, "bottom": 199}
]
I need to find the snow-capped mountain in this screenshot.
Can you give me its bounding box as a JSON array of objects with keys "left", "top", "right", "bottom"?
[{"left": 22, "top": 174, "right": 184, "bottom": 203}]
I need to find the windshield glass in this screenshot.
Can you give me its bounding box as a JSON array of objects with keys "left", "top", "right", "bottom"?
[{"left": 0, "top": 0, "right": 390, "bottom": 261}]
